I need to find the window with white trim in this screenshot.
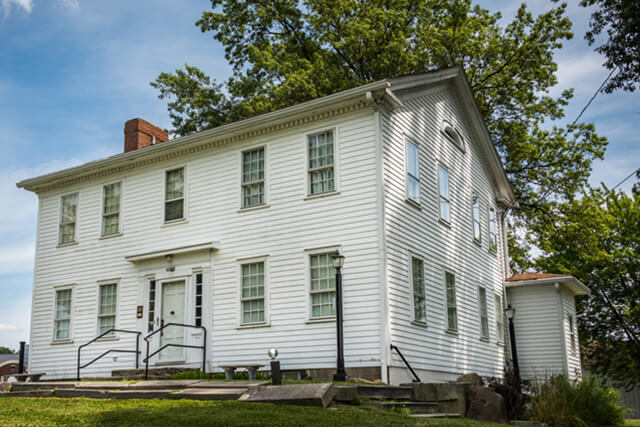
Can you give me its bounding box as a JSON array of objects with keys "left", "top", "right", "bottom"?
[
  {"left": 445, "top": 272, "right": 457, "bottom": 331},
  {"left": 479, "top": 286, "right": 489, "bottom": 339},
  {"left": 242, "top": 148, "right": 265, "bottom": 208},
  {"left": 241, "top": 263, "right": 265, "bottom": 325},
  {"left": 411, "top": 256, "right": 426, "bottom": 323},
  {"left": 495, "top": 294, "right": 504, "bottom": 342},
  {"left": 488, "top": 207, "right": 497, "bottom": 252},
  {"left": 472, "top": 192, "right": 481, "bottom": 242},
  {"left": 568, "top": 314, "right": 576, "bottom": 352},
  {"left": 310, "top": 253, "right": 336, "bottom": 318},
  {"left": 98, "top": 283, "right": 117, "bottom": 336},
  {"left": 439, "top": 165, "right": 451, "bottom": 222},
  {"left": 54, "top": 289, "right": 72, "bottom": 341},
  {"left": 406, "top": 139, "right": 420, "bottom": 203},
  {"left": 59, "top": 193, "right": 78, "bottom": 245},
  {"left": 102, "top": 182, "right": 121, "bottom": 236},
  {"left": 308, "top": 130, "right": 335, "bottom": 194},
  {"left": 195, "top": 273, "right": 203, "bottom": 327},
  {"left": 147, "top": 280, "right": 156, "bottom": 333},
  {"left": 165, "top": 167, "right": 185, "bottom": 222}
]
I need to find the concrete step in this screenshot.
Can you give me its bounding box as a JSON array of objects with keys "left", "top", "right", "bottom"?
[
  {"left": 355, "top": 385, "right": 413, "bottom": 400},
  {"left": 0, "top": 390, "right": 54, "bottom": 398},
  {"left": 173, "top": 388, "right": 247, "bottom": 401},
  {"left": 410, "top": 413, "right": 462, "bottom": 419},
  {"left": 10, "top": 382, "right": 76, "bottom": 392},
  {"left": 365, "top": 401, "right": 439, "bottom": 414},
  {"left": 55, "top": 388, "right": 174, "bottom": 399}
]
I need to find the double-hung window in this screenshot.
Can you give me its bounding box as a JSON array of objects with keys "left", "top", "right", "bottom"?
[
  {"left": 147, "top": 280, "right": 156, "bottom": 332},
  {"left": 241, "top": 263, "right": 265, "bottom": 325},
  {"left": 406, "top": 140, "right": 420, "bottom": 203},
  {"left": 439, "top": 165, "right": 451, "bottom": 223},
  {"left": 411, "top": 257, "right": 426, "bottom": 323},
  {"left": 308, "top": 130, "right": 335, "bottom": 195},
  {"left": 472, "top": 193, "right": 481, "bottom": 242},
  {"left": 310, "top": 253, "right": 336, "bottom": 318},
  {"left": 59, "top": 193, "right": 78, "bottom": 245},
  {"left": 495, "top": 294, "right": 504, "bottom": 342},
  {"left": 98, "top": 284, "right": 117, "bottom": 336},
  {"left": 445, "top": 272, "right": 457, "bottom": 331},
  {"left": 242, "top": 148, "right": 265, "bottom": 208},
  {"left": 102, "top": 182, "right": 121, "bottom": 236},
  {"left": 488, "top": 207, "right": 497, "bottom": 252},
  {"left": 479, "top": 287, "right": 489, "bottom": 339},
  {"left": 195, "top": 273, "right": 203, "bottom": 327},
  {"left": 54, "top": 289, "right": 72, "bottom": 341},
  {"left": 165, "top": 167, "right": 185, "bottom": 222}
]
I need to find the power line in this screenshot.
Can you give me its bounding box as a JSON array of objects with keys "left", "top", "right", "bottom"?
[
  {"left": 570, "top": 67, "right": 618, "bottom": 127},
  {"left": 608, "top": 167, "right": 640, "bottom": 191}
]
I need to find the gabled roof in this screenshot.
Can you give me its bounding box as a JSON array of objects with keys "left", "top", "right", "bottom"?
[
  {"left": 17, "top": 67, "right": 515, "bottom": 204},
  {"left": 505, "top": 273, "right": 590, "bottom": 296}
]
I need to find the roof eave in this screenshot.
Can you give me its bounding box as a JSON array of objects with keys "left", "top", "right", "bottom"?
[{"left": 505, "top": 276, "right": 591, "bottom": 296}]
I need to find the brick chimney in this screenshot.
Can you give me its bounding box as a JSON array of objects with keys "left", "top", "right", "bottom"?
[{"left": 124, "top": 118, "right": 169, "bottom": 153}]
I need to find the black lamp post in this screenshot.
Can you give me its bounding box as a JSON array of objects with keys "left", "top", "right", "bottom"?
[
  {"left": 332, "top": 249, "right": 347, "bottom": 382},
  {"left": 505, "top": 304, "right": 520, "bottom": 387}
]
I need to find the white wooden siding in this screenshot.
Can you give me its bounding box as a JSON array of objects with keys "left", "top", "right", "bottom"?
[
  {"left": 30, "top": 109, "right": 383, "bottom": 379},
  {"left": 382, "top": 85, "right": 507, "bottom": 383},
  {"left": 508, "top": 285, "right": 565, "bottom": 380},
  {"left": 562, "top": 289, "right": 582, "bottom": 380}
]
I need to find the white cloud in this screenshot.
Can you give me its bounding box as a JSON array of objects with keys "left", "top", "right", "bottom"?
[
  {"left": 60, "top": 0, "right": 78, "bottom": 10},
  {"left": 1, "top": 0, "right": 32, "bottom": 14}
]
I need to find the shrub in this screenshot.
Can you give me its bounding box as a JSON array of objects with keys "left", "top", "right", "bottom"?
[
  {"left": 488, "top": 368, "right": 526, "bottom": 420},
  {"left": 530, "top": 375, "right": 628, "bottom": 426}
]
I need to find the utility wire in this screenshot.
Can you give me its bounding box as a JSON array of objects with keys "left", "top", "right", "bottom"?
[{"left": 570, "top": 67, "right": 618, "bottom": 127}]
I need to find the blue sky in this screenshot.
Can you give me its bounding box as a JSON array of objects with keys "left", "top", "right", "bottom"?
[{"left": 0, "top": 0, "right": 637, "bottom": 349}]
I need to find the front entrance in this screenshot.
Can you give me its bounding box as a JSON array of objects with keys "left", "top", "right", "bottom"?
[{"left": 160, "top": 280, "right": 186, "bottom": 361}]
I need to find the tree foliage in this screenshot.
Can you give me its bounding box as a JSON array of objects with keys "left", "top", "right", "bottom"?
[
  {"left": 153, "top": 1, "right": 607, "bottom": 267},
  {"left": 536, "top": 189, "right": 640, "bottom": 390},
  {"left": 0, "top": 346, "right": 15, "bottom": 354},
  {"left": 581, "top": 0, "right": 640, "bottom": 92}
]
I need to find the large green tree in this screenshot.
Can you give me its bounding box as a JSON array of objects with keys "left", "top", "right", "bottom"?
[
  {"left": 152, "top": 0, "right": 607, "bottom": 270},
  {"left": 536, "top": 188, "right": 640, "bottom": 389},
  {"left": 581, "top": 0, "right": 640, "bottom": 92}
]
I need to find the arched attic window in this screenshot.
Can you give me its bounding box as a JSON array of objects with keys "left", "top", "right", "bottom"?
[{"left": 441, "top": 121, "right": 464, "bottom": 153}]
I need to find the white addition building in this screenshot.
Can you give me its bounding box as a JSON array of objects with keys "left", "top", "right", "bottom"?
[{"left": 17, "top": 67, "right": 586, "bottom": 384}]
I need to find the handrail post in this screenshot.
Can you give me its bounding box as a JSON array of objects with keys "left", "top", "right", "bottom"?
[
  {"left": 145, "top": 338, "right": 150, "bottom": 380},
  {"left": 135, "top": 334, "right": 140, "bottom": 370},
  {"left": 202, "top": 326, "right": 207, "bottom": 374},
  {"left": 77, "top": 346, "right": 81, "bottom": 381}
]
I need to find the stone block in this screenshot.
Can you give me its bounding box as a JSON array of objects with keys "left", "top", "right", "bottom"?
[
  {"left": 437, "top": 398, "right": 466, "bottom": 416},
  {"left": 333, "top": 385, "right": 358, "bottom": 402},
  {"left": 466, "top": 385, "right": 507, "bottom": 423},
  {"left": 410, "top": 383, "right": 438, "bottom": 401},
  {"left": 456, "top": 373, "right": 483, "bottom": 386},
  {"left": 242, "top": 383, "right": 336, "bottom": 408},
  {"left": 436, "top": 383, "right": 468, "bottom": 402}
]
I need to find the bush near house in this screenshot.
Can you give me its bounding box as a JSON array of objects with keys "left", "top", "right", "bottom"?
[{"left": 530, "top": 375, "right": 628, "bottom": 426}]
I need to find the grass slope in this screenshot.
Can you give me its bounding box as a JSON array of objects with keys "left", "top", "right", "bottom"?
[{"left": 0, "top": 398, "right": 506, "bottom": 426}]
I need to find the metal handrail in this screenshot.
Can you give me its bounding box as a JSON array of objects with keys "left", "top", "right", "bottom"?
[
  {"left": 390, "top": 344, "right": 421, "bottom": 383},
  {"left": 143, "top": 322, "right": 206, "bottom": 380},
  {"left": 77, "top": 329, "right": 141, "bottom": 380}
]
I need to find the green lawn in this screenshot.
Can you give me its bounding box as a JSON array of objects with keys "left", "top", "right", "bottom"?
[{"left": 0, "top": 398, "right": 504, "bottom": 426}]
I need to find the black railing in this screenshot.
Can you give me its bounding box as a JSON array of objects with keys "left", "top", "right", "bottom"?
[
  {"left": 390, "top": 344, "right": 421, "bottom": 383},
  {"left": 77, "top": 329, "right": 141, "bottom": 381},
  {"left": 143, "top": 323, "right": 206, "bottom": 380}
]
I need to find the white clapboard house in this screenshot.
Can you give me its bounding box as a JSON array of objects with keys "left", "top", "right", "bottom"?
[{"left": 17, "top": 67, "right": 587, "bottom": 384}]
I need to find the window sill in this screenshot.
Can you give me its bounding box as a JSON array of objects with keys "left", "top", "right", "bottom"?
[
  {"left": 51, "top": 339, "right": 73, "bottom": 345},
  {"left": 236, "top": 323, "right": 271, "bottom": 330},
  {"left": 161, "top": 219, "right": 188, "bottom": 228},
  {"left": 473, "top": 238, "right": 482, "bottom": 247},
  {"left": 99, "top": 233, "right": 123, "bottom": 240},
  {"left": 237, "top": 204, "right": 270, "bottom": 213},
  {"left": 56, "top": 242, "right": 78, "bottom": 249},
  {"left": 496, "top": 341, "right": 505, "bottom": 346},
  {"left": 306, "top": 317, "right": 336, "bottom": 324},
  {"left": 96, "top": 336, "right": 119, "bottom": 342},
  {"left": 438, "top": 218, "right": 452, "bottom": 229},
  {"left": 411, "top": 320, "right": 427, "bottom": 328},
  {"left": 488, "top": 248, "right": 497, "bottom": 256},
  {"left": 405, "top": 198, "right": 422, "bottom": 209},
  {"left": 304, "top": 191, "right": 340, "bottom": 201},
  {"left": 479, "top": 337, "right": 489, "bottom": 343},
  {"left": 444, "top": 329, "right": 458, "bottom": 336}
]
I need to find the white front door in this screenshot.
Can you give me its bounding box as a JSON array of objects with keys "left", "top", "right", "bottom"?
[{"left": 160, "top": 280, "right": 185, "bottom": 361}]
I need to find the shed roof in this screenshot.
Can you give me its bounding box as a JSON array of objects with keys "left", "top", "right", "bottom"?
[{"left": 505, "top": 273, "right": 590, "bottom": 296}]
